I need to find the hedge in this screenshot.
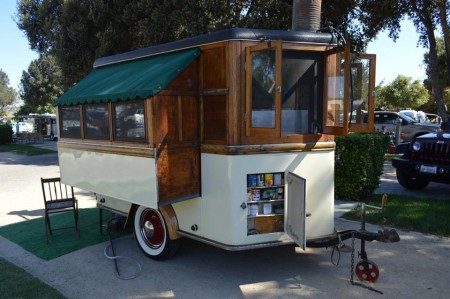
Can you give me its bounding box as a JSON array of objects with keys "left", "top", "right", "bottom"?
[
  {"left": 0, "top": 123, "right": 13, "bottom": 145},
  {"left": 335, "top": 133, "right": 390, "bottom": 201}
]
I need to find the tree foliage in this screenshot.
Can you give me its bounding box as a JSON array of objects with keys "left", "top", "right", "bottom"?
[
  {"left": 357, "top": 0, "right": 449, "bottom": 121},
  {"left": 376, "top": 75, "right": 430, "bottom": 110},
  {"left": 16, "top": 0, "right": 373, "bottom": 90},
  {"left": 20, "top": 53, "right": 63, "bottom": 113},
  {"left": 0, "top": 70, "right": 18, "bottom": 116},
  {"left": 15, "top": 0, "right": 450, "bottom": 121}
]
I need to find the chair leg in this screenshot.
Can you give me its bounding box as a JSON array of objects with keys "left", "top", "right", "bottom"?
[
  {"left": 74, "top": 209, "right": 80, "bottom": 240},
  {"left": 45, "top": 215, "right": 50, "bottom": 244},
  {"left": 46, "top": 214, "right": 53, "bottom": 236},
  {"left": 99, "top": 208, "right": 103, "bottom": 235}
]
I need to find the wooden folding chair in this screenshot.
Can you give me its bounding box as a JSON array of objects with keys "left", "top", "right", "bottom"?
[{"left": 41, "top": 177, "right": 80, "bottom": 244}]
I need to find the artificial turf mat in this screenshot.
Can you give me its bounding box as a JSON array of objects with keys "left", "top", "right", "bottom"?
[{"left": 0, "top": 208, "right": 129, "bottom": 260}]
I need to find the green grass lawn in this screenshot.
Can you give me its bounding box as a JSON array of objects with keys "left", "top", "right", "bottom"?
[
  {"left": 0, "top": 143, "right": 55, "bottom": 155},
  {"left": 342, "top": 194, "right": 450, "bottom": 237},
  {"left": 0, "top": 258, "right": 65, "bottom": 299}
]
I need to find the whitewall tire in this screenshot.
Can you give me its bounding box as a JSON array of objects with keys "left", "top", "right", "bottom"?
[{"left": 133, "top": 206, "right": 180, "bottom": 260}]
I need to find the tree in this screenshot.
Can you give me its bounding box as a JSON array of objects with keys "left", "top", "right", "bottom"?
[
  {"left": 0, "top": 70, "right": 18, "bottom": 116},
  {"left": 424, "top": 38, "right": 448, "bottom": 91},
  {"left": 408, "top": 0, "right": 447, "bottom": 121},
  {"left": 375, "top": 75, "right": 430, "bottom": 110},
  {"left": 17, "top": 0, "right": 447, "bottom": 119},
  {"left": 438, "top": 0, "right": 450, "bottom": 86},
  {"left": 20, "top": 53, "right": 64, "bottom": 113},
  {"left": 16, "top": 0, "right": 367, "bottom": 89},
  {"left": 357, "top": 0, "right": 449, "bottom": 121}
]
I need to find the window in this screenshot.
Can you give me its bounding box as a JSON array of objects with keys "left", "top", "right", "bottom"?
[
  {"left": 348, "top": 54, "right": 376, "bottom": 132},
  {"left": 245, "top": 41, "right": 282, "bottom": 137},
  {"left": 323, "top": 49, "right": 376, "bottom": 135},
  {"left": 113, "top": 101, "right": 146, "bottom": 141},
  {"left": 282, "top": 51, "right": 323, "bottom": 135},
  {"left": 60, "top": 106, "right": 81, "bottom": 138},
  {"left": 251, "top": 47, "right": 276, "bottom": 128},
  {"left": 323, "top": 46, "right": 349, "bottom": 135},
  {"left": 84, "top": 104, "right": 110, "bottom": 140}
]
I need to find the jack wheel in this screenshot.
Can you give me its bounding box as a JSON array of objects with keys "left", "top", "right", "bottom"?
[{"left": 355, "top": 260, "right": 379, "bottom": 282}]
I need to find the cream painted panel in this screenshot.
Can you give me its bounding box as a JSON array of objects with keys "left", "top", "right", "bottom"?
[
  {"left": 286, "top": 151, "right": 335, "bottom": 239},
  {"left": 172, "top": 197, "right": 202, "bottom": 233},
  {"left": 58, "top": 148, "right": 158, "bottom": 208},
  {"left": 192, "top": 151, "right": 334, "bottom": 246}
]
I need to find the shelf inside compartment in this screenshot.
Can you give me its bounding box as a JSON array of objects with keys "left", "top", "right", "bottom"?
[
  {"left": 247, "top": 187, "right": 284, "bottom": 202},
  {"left": 247, "top": 215, "right": 284, "bottom": 235},
  {"left": 247, "top": 199, "right": 284, "bottom": 203},
  {"left": 246, "top": 172, "right": 285, "bottom": 235},
  {"left": 248, "top": 213, "right": 283, "bottom": 218},
  {"left": 248, "top": 184, "right": 284, "bottom": 189}
]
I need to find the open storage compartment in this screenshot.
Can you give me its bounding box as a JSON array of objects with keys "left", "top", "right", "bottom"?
[{"left": 246, "top": 172, "right": 285, "bottom": 235}]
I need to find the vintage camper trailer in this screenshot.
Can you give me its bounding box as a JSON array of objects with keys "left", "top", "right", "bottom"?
[
  {"left": 52, "top": 21, "right": 402, "bottom": 283},
  {"left": 54, "top": 27, "right": 379, "bottom": 258},
  {"left": 16, "top": 113, "right": 57, "bottom": 141}
]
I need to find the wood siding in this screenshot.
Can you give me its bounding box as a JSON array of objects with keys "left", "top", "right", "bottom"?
[{"left": 154, "top": 61, "right": 201, "bottom": 205}]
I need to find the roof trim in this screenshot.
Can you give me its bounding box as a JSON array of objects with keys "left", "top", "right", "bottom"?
[{"left": 94, "top": 28, "right": 336, "bottom": 68}]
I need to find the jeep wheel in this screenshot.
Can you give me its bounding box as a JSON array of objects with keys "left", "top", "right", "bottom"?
[{"left": 396, "top": 169, "right": 430, "bottom": 190}]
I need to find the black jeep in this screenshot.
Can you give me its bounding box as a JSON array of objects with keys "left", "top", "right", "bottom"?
[{"left": 392, "top": 121, "right": 450, "bottom": 190}]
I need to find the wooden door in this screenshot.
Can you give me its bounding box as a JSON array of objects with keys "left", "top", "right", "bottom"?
[{"left": 154, "top": 94, "right": 200, "bottom": 206}]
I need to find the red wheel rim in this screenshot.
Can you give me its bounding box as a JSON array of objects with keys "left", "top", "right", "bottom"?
[
  {"left": 355, "top": 260, "right": 380, "bottom": 283},
  {"left": 139, "top": 209, "right": 165, "bottom": 249}
]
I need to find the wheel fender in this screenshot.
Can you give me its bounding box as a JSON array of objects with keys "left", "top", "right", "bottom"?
[
  {"left": 126, "top": 204, "right": 180, "bottom": 241},
  {"left": 159, "top": 205, "right": 181, "bottom": 241}
]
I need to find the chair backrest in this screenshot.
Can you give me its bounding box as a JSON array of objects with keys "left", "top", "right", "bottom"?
[{"left": 41, "top": 177, "right": 75, "bottom": 204}]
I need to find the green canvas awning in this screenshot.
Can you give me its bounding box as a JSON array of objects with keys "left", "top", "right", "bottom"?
[{"left": 54, "top": 48, "right": 201, "bottom": 106}]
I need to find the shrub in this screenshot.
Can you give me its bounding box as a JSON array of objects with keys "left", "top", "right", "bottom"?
[
  {"left": 335, "top": 133, "right": 390, "bottom": 201},
  {"left": 0, "top": 123, "right": 13, "bottom": 145}
]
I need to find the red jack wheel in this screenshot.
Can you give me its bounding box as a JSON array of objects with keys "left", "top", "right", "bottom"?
[{"left": 355, "top": 260, "right": 380, "bottom": 283}]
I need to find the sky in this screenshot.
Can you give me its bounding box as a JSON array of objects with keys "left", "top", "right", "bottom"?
[
  {"left": 0, "top": 1, "right": 38, "bottom": 90},
  {"left": 0, "top": 2, "right": 428, "bottom": 90}
]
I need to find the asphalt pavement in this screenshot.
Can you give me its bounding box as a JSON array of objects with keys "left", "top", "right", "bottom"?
[{"left": 1, "top": 143, "right": 450, "bottom": 298}]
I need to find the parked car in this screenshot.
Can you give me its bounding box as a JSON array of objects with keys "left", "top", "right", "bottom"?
[
  {"left": 374, "top": 111, "right": 439, "bottom": 142},
  {"left": 392, "top": 124, "right": 450, "bottom": 190}
]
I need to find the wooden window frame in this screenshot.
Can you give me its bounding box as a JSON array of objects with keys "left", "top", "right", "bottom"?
[
  {"left": 83, "top": 103, "right": 111, "bottom": 141},
  {"left": 245, "top": 40, "right": 282, "bottom": 138},
  {"left": 347, "top": 53, "right": 376, "bottom": 133},
  {"left": 59, "top": 105, "right": 82, "bottom": 139},
  {"left": 112, "top": 99, "right": 147, "bottom": 143},
  {"left": 322, "top": 45, "right": 350, "bottom": 136},
  {"left": 322, "top": 46, "right": 376, "bottom": 136}
]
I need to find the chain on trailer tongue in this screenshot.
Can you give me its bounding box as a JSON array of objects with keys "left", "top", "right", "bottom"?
[{"left": 306, "top": 195, "right": 400, "bottom": 294}]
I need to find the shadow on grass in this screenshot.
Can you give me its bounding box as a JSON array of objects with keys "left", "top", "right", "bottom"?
[{"left": 342, "top": 194, "right": 450, "bottom": 237}]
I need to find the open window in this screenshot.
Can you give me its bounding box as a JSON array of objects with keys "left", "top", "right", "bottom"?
[
  {"left": 323, "top": 45, "right": 376, "bottom": 135},
  {"left": 245, "top": 40, "right": 282, "bottom": 138},
  {"left": 348, "top": 54, "right": 375, "bottom": 133}
]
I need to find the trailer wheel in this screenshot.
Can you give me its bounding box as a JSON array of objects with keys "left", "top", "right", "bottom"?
[
  {"left": 355, "top": 260, "right": 379, "bottom": 283},
  {"left": 133, "top": 206, "right": 180, "bottom": 260}
]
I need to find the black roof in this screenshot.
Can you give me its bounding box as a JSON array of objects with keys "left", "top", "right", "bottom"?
[{"left": 94, "top": 28, "right": 336, "bottom": 68}]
